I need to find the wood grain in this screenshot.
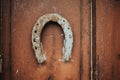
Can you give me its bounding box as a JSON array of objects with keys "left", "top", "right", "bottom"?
[
  {"left": 2, "top": 0, "right": 91, "bottom": 80},
  {"left": 80, "top": 0, "right": 91, "bottom": 80},
  {"left": 96, "top": 0, "right": 120, "bottom": 80}
]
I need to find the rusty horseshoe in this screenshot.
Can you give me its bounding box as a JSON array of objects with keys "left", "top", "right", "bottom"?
[{"left": 32, "top": 13, "right": 73, "bottom": 64}]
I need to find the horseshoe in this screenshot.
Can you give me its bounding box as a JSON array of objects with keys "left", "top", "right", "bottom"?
[{"left": 32, "top": 13, "right": 73, "bottom": 64}]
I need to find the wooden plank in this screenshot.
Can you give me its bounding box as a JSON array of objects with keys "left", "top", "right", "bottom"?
[
  {"left": 80, "top": 0, "right": 91, "bottom": 80},
  {"left": 96, "top": 0, "right": 120, "bottom": 80}
]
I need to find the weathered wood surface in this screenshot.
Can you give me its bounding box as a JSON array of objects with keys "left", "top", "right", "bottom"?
[
  {"left": 2, "top": 0, "right": 91, "bottom": 80},
  {"left": 2, "top": 0, "right": 120, "bottom": 80},
  {"left": 96, "top": 0, "right": 120, "bottom": 80}
]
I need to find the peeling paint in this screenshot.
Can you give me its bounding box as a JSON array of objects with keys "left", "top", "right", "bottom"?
[{"left": 32, "top": 13, "right": 73, "bottom": 64}]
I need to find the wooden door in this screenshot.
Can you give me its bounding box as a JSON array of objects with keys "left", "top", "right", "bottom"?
[
  {"left": 1, "top": 0, "right": 91, "bottom": 80},
  {"left": 1, "top": 0, "right": 120, "bottom": 80}
]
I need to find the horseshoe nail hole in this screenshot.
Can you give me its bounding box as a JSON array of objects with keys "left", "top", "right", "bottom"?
[
  {"left": 33, "top": 38, "right": 36, "bottom": 42},
  {"left": 34, "top": 30, "right": 37, "bottom": 33},
  {"left": 36, "top": 23, "right": 39, "bottom": 26},
  {"left": 69, "top": 36, "right": 72, "bottom": 38},
  {"left": 35, "top": 46, "right": 37, "bottom": 49},
  {"left": 67, "top": 27, "right": 70, "bottom": 30},
  {"left": 63, "top": 20, "right": 65, "bottom": 22}
]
